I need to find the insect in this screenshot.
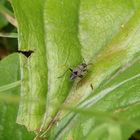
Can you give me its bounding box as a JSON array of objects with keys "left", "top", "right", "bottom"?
[
  {"left": 58, "top": 62, "right": 93, "bottom": 90},
  {"left": 58, "top": 62, "right": 90, "bottom": 80},
  {"left": 69, "top": 63, "right": 87, "bottom": 80}
]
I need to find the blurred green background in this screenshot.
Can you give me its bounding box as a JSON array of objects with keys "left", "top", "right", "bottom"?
[
  {"left": 0, "top": 1, "right": 35, "bottom": 140},
  {"left": 0, "top": 0, "right": 17, "bottom": 60}
]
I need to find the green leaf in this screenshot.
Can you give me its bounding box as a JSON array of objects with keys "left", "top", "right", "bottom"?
[
  {"left": 0, "top": 13, "right": 8, "bottom": 29},
  {"left": 41, "top": 1, "right": 140, "bottom": 140},
  {"left": 79, "top": 0, "right": 134, "bottom": 61},
  {"left": 86, "top": 123, "right": 121, "bottom": 140},
  {"left": 0, "top": 81, "right": 20, "bottom": 92},
  {"left": 11, "top": 0, "right": 140, "bottom": 140},
  {"left": 0, "top": 32, "right": 18, "bottom": 38},
  {"left": 90, "top": 61, "right": 140, "bottom": 140},
  {"left": 0, "top": 2, "right": 8, "bottom": 29},
  {"left": 41, "top": 0, "right": 82, "bottom": 131},
  {"left": 11, "top": 0, "right": 48, "bottom": 131},
  {"left": 51, "top": 52, "right": 140, "bottom": 140},
  {"left": 64, "top": 4, "right": 140, "bottom": 110},
  {"left": 0, "top": 3, "right": 17, "bottom": 27},
  {"left": 0, "top": 53, "right": 34, "bottom": 140}
]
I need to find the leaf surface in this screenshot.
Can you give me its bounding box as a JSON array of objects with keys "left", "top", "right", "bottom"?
[
  {"left": 11, "top": 0, "right": 140, "bottom": 140},
  {"left": 0, "top": 54, "right": 34, "bottom": 140}
]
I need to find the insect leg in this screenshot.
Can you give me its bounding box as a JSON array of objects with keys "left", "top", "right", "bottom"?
[
  {"left": 58, "top": 68, "right": 73, "bottom": 78},
  {"left": 79, "top": 75, "right": 83, "bottom": 78},
  {"left": 82, "top": 58, "right": 86, "bottom": 63},
  {"left": 90, "top": 84, "right": 93, "bottom": 90},
  {"left": 69, "top": 68, "right": 73, "bottom": 72},
  {"left": 58, "top": 69, "right": 69, "bottom": 78},
  {"left": 83, "top": 69, "right": 88, "bottom": 72}
]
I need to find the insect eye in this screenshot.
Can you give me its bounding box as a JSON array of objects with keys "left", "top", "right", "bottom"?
[{"left": 74, "top": 71, "right": 78, "bottom": 75}]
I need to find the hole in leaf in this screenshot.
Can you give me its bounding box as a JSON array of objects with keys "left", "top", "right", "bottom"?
[{"left": 17, "top": 50, "right": 34, "bottom": 58}]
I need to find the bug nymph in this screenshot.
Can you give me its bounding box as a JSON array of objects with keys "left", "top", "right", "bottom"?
[
  {"left": 58, "top": 62, "right": 93, "bottom": 90},
  {"left": 69, "top": 63, "right": 87, "bottom": 80}
]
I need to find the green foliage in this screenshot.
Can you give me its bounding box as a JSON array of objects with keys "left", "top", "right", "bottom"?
[
  {"left": 0, "top": 0, "right": 139, "bottom": 140},
  {"left": 0, "top": 13, "right": 8, "bottom": 29},
  {"left": 0, "top": 1, "right": 15, "bottom": 28},
  {"left": 12, "top": 0, "right": 48, "bottom": 130},
  {"left": 0, "top": 1, "right": 8, "bottom": 29},
  {"left": 56, "top": 60, "right": 140, "bottom": 140},
  {"left": 0, "top": 54, "right": 34, "bottom": 140}
]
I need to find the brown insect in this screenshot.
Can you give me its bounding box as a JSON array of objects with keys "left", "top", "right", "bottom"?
[
  {"left": 69, "top": 63, "right": 87, "bottom": 80},
  {"left": 58, "top": 62, "right": 93, "bottom": 89}
]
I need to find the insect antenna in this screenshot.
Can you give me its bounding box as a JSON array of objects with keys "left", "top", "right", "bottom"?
[
  {"left": 82, "top": 57, "right": 86, "bottom": 64},
  {"left": 69, "top": 68, "right": 73, "bottom": 72},
  {"left": 57, "top": 68, "right": 73, "bottom": 78}
]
